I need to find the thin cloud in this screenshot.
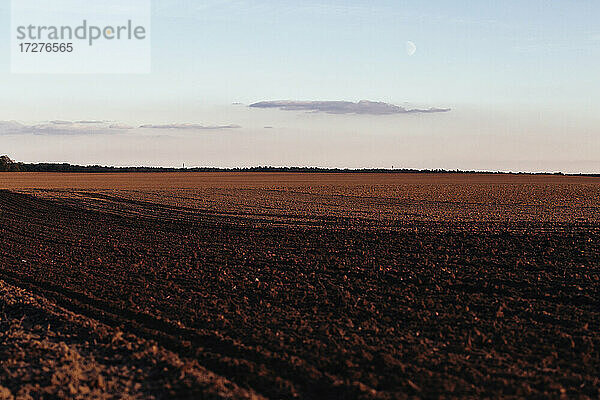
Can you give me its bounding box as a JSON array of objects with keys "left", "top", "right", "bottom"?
[
  {"left": 0, "top": 120, "right": 130, "bottom": 136},
  {"left": 249, "top": 100, "right": 451, "bottom": 115},
  {"left": 108, "top": 123, "right": 135, "bottom": 130},
  {"left": 75, "top": 120, "right": 106, "bottom": 124},
  {"left": 0, "top": 121, "right": 26, "bottom": 134},
  {"left": 0, "top": 121, "right": 243, "bottom": 135},
  {"left": 139, "top": 123, "right": 241, "bottom": 130}
]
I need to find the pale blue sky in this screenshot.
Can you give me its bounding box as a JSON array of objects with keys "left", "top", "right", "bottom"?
[{"left": 0, "top": 1, "right": 599, "bottom": 171}]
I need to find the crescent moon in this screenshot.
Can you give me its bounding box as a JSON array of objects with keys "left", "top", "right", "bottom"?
[{"left": 406, "top": 41, "right": 417, "bottom": 56}]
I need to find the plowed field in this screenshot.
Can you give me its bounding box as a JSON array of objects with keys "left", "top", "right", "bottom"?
[{"left": 1, "top": 173, "right": 599, "bottom": 399}]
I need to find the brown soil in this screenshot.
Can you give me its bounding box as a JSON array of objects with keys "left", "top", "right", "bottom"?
[{"left": 1, "top": 173, "right": 599, "bottom": 399}]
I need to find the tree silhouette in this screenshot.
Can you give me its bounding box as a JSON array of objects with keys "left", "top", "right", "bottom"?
[{"left": 0, "top": 155, "right": 20, "bottom": 172}]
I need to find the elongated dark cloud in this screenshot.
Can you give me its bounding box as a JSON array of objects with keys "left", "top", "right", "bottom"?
[
  {"left": 139, "top": 123, "right": 241, "bottom": 130},
  {"left": 249, "top": 100, "right": 451, "bottom": 115}
]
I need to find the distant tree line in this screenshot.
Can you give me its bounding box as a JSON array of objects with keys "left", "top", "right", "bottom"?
[{"left": 1, "top": 155, "right": 595, "bottom": 176}]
